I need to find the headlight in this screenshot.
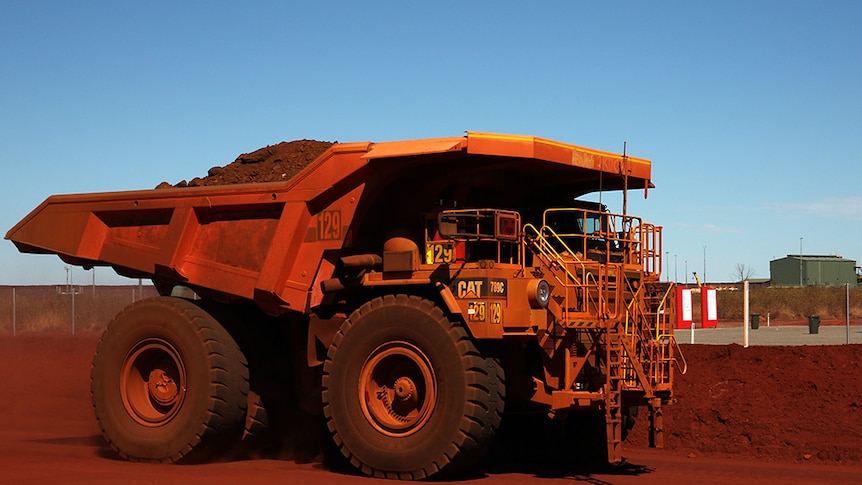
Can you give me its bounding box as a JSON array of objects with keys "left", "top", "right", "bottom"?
[{"left": 527, "top": 279, "right": 551, "bottom": 309}]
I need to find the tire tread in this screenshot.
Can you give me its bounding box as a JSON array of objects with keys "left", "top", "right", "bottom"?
[
  {"left": 90, "top": 297, "right": 249, "bottom": 463},
  {"left": 322, "top": 294, "right": 505, "bottom": 479}
]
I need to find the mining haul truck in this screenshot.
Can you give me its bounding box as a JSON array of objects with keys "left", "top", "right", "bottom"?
[{"left": 7, "top": 132, "right": 683, "bottom": 479}]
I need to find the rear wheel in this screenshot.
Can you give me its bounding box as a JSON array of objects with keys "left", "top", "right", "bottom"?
[
  {"left": 322, "top": 294, "right": 504, "bottom": 479},
  {"left": 91, "top": 297, "right": 248, "bottom": 463}
]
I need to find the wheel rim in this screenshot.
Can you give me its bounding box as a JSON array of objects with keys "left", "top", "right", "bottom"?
[
  {"left": 358, "top": 341, "right": 437, "bottom": 437},
  {"left": 120, "top": 339, "right": 187, "bottom": 426}
]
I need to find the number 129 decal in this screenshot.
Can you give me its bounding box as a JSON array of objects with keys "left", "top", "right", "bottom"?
[
  {"left": 317, "top": 210, "right": 342, "bottom": 240},
  {"left": 488, "top": 302, "right": 502, "bottom": 324},
  {"left": 467, "top": 301, "right": 502, "bottom": 324},
  {"left": 425, "top": 242, "right": 455, "bottom": 264}
]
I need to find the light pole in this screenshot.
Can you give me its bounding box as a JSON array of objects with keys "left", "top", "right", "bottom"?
[
  {"left": 703, "top": 246, "right": 707, "bottom": 285},
  {"left": 665, "top": 251, "right": 670, "bottom": 282}
]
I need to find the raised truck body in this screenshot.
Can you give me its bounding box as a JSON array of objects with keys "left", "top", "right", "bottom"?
[{"left": 7, "top": 132, "right": 683, "bottom": 479}]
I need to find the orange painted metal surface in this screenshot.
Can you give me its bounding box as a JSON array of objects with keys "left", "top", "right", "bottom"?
[{"left": 7, "top": 132, "right": 651, "bottom": 316}]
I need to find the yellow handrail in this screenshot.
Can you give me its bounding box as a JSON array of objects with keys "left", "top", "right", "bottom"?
[
  {"left": 671, "top": 335, "right": 688, "bottom": 375},
  {"left": 523, "top": 223, "right": 606, "bottom": 317}
]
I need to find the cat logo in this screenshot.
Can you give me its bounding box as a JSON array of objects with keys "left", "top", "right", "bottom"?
[
  {"left": 456, "top": 279, "right": 485, "bottom": 298},
  {"left": 452, "top": 278, "right": 507, "bottom": 299}
]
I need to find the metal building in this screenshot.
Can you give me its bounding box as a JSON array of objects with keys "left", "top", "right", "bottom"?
[{"left": 769, "top": 254, "right": 858, "bottom": 287}]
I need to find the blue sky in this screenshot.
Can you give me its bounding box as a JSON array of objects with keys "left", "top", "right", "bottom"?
[{"left": 2, "top": 1, "right": 860, "bottom": 285}]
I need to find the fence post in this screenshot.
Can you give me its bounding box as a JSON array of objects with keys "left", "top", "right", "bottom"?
[
  {"left": 743, "top": 280, "right": 750, "bottom": 348},
  {"left": 72, "top": 284, "right": 76, "bottom": 335}
]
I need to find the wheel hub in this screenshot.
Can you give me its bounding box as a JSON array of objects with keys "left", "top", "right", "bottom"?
[
  {"left": 359, "top": 341, "right": 437, "bottom": 437},
  {"left": 147, "top": 363, "right": 180, "bottom": 406},
  {"left": 393, "top": 377, "right": 415, "bottom": 402},
  {"left": 121, "top": 340, "right": 186, "bottom": 426}
]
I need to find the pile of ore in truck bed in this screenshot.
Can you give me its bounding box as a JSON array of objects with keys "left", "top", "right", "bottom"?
[{"left": 157, "top": 139, "right": 334, "bottom": 188}]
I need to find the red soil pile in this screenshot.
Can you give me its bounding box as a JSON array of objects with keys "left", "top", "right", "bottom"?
[
  {"left": 156, "top": 139, "right": 334, "bottom": 188},
  {"left": 627, "top": 343, "right": 862, "bottom": 465}
]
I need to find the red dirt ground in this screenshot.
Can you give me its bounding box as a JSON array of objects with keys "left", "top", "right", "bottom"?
[
  {"left": 626, "top": 344, "right": 862, "bottom": 464},
  {"left": 2, "top": 333, "right": 861, "bottom": 484}
]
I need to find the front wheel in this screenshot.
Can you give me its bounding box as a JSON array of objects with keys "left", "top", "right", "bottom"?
[
  {"left": 322, "top": 294, "right": 504, "bottom": 479},
  {"left": 91, "top": 297, "right": 249, "bottom": 463}
]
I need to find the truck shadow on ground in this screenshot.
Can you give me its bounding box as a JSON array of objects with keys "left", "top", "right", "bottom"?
[
  {"left": 235, "top": 412, "right": 656, "bottom": 481},
  {"left": 472, "top": 414, "right": 654, "bottom": 481},
  {"left": 78, "top": 411, "right": 655, "bottom": 481}
]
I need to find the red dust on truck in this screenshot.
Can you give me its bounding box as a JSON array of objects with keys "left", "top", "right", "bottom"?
[{"left": 6, "top": 132, "right": 684, "bottom": 480}]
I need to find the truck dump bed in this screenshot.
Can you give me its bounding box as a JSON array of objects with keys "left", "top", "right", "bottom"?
[{"left": 6, "top": 132, "right": 651, "bottom": 315}]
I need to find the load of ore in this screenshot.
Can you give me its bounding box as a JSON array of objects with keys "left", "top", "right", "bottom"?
[{"left": 156, "top": 139, "right": 334, "bottom": 188}]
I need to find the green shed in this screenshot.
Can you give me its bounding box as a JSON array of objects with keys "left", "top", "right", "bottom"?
[{"left": 769, "top": 254, "right": 858, "bottom": 287}]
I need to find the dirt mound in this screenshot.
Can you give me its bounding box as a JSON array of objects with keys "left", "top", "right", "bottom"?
[
  {"left": 626, "top": 343, "right": 862, "bottom": 464},
  {"left": 156, "top": 139, "right": 334, "bottom": 188}
]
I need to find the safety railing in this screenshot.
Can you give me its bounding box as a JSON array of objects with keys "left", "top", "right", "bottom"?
[
  {"left": 540, "top": 208, "right": 662, "bottom": 278},
  {"left": 618, "top": 282, "right": 684, "bottom": 390},
  {"left": 523, "top": 206, "right": 680, "bottom": 398},
  {"left": 522, "top": 223, "right": 606, "bottom": 319},
  {"left": 523, "top": 208, "right": 678, "bottom": 394}
]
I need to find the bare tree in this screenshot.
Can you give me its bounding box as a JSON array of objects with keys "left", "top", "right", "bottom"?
[{"left": 733, "top": 263, "right": 756, "bottom": 282}]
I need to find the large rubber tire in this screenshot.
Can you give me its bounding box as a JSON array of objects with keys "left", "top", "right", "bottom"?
[
  {"left": 90, "top": 297, "right": 249, "bottom": 463},
  {"left": 322, "top": 294, "right": 504, "bottom": 480}
]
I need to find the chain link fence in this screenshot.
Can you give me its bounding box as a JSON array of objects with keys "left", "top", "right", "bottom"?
[{"left": 0, "top": 285, "right": 159, "bottom": 335}]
